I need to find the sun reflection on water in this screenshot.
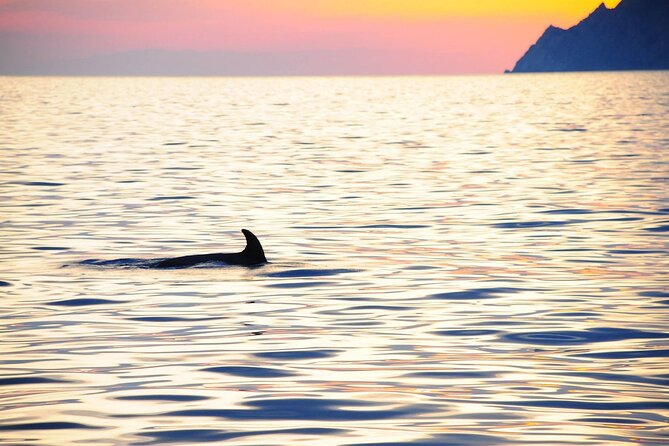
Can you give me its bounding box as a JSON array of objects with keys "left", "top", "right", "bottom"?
[{"left": 1, "top": 73, "right": 668, "bottom": 445}]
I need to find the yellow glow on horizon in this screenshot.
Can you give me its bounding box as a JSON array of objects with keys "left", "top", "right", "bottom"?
[{"left": 247, "top": 0, "right": 623, "bottom": 19}]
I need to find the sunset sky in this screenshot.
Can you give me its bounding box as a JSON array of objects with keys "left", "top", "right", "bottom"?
[{"left": 0, "top": 0, "right": 623, "bottom": 74}]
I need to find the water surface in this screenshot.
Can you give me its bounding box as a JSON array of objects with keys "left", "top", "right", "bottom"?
[{"left": 1, "top": 73, "right": 668, "bottom": 445}]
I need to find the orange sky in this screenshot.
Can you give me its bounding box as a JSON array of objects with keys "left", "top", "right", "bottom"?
[
  {"left": 0, "top": 0, "right": 624, "bottom": 74},
  {"left": 242, "top": 0, "right": 621, "bottom": 23}
]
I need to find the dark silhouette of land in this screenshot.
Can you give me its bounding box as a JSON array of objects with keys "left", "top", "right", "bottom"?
[
  {"left": 153, "top": 229, "right": 267, "bottom": 268},
  {"left": 510, "top": 0, "right": 669, "bottom": 73}
]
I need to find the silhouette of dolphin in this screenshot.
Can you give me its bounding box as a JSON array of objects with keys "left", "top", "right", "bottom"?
[{"left": 153, "top": 229, "right": 267, "bottom": 268}]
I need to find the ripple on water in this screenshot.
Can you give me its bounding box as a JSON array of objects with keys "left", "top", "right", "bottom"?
[
  {"left": 147, "top": 196, "right": 195, "bottom": 201},
  {"left": 320, "top": 305, "right": 412, "bottom": 316},
  {"left": 639, "top": 291, "right": 669, "bottom": 298},
  {"left": 497, "top": 400, "right": 669, "bottom": 411},
  {"left": 79, "top": 258, "right": 149, "bottom": 267},
  {"left": 556, "top": 371, "right": 669, "bottom": 387},
  {"left": 501, "top": 327, "right": 669, "bottom": 346},
  {"left": 31, "top": 246, "right": 70, "bottom": 251},
  {"left": 430, "top": 287, "right": 524, "bottom": 300},
  {"left": 16, "top": 181, "right": 65, "bottom": 187},
  {"left": 553, "top": 127, "right": 588, "bottom": 132},
  {"left": 405, "top": 371, "right": 500, "bottom": 379},
  {"left": 540, "top": 208, "right": 594, "bottom": 215},
  {"left": 645, "top": 224, "right": 669, "bottom": 232},
  {"left": 574, "top": 349, "right": 669, "bottom": 359},
  {"left": 137, "top": 428, "right": 345, "bottom": 445},
  {"left": 348, "top": 433, "right": 507, "bottom": 446},
  {"left": 0, "top": 422, "right": 100, "bottom": 431},
  {"left": 116, "top": 395, "right": 210, "bottom": 402},
  {"left": 167, "top": 398, "right": 432, "bottom": 421},
  {"left": 359, "top": 224, "right": 430, "bottom": 229},
  {"left": 608, "top": 249, "right": 666, "bottom": 255},
  {"left": 253, "top": 350, "right": 339, "bottom": 360},
  {"left": 266, "top": 281, "right": 336, "bottom": 288},
  {"left": 127, "top": 316, "right": 225, "bottom": 322},
  {"left": 433, "top": 329, "right": 501, "bottom": 337},
  {"left": 48, "top": 298, "right": 127, "bottom": 306},
  {"left": 0, "top": 376, "right": 70, "bottom": 386},
  {"left": 201, "top": 366, "right": 297, "bottom": 378},
  {"left": 574, "top": 417, "right": 648, "bottom": 425},
  {"left": 549, "top": 312, "right": 598, "bottom": 317},
  {"left": 493, "top": 220, "right": 584, "bottom": 229},
  {"left": 264, "top": 268, "right": 358, "bottom": 278}
]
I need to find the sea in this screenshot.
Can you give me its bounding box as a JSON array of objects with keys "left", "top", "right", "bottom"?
[{"left": 1, "top": 73, "right": 668, "bottom": 445}]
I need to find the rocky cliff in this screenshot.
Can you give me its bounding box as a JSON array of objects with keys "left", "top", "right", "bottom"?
[{"left": 510, "top": 0, "right": 669, "bottom": 72}]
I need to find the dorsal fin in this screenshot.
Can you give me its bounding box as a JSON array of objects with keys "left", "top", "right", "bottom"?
[{"left": 241, "top": 229, "right": 267, "bottom": 264}]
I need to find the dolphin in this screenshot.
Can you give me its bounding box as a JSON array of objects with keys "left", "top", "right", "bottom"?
[{"left": 152, "top": 229, "right": 267, "bottom": 268}]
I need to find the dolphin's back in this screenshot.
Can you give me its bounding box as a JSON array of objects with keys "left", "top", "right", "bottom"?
[{"left": 153, "top": 229, "right": 266, "bottom": 268}]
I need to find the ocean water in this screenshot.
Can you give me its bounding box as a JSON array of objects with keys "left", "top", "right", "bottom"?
[{"left": 1, "top": 73, "right": 668, "bottom": 445}]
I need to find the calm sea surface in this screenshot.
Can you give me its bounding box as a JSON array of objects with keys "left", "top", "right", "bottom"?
[{"left": 1, "top": 73, "right": 668, "bottom": 445}]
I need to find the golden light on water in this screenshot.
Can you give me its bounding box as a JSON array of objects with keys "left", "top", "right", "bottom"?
[{"left": 0, "top": 73, "right": 668, "bottom": 444}]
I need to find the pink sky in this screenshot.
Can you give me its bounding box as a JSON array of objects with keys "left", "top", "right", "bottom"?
[{"left": 0, "top": 0, "right": 621, "bottom": 74}]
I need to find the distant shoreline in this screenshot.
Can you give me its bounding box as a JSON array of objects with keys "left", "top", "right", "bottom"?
[{"left": 2, "top": 70, "right": 669, "bottom": 78}]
